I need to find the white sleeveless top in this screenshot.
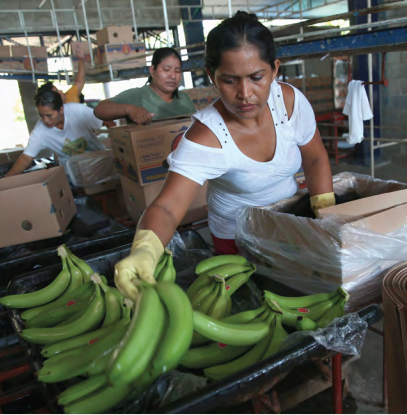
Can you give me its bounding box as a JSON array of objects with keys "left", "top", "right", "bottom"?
[{"left": 168, "top": 81, "right": 316, "bottom": 239}]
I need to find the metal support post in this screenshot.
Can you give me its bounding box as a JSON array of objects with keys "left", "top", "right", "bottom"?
[
  {"left": 130, "top": 0, "right": 139, "bottom": 42},
  {"left": 81, "top": 0, "right": 94, "bottom": 67},
  {"left": 73, "top": 11, "right": 80, "bottom": 41},
  {"left": 18, "top": 11, "right": 36, "bottom": 84},
  {"left": 96, "top": 0, "right": 103, "bottom": 28},
  {"left": 228, "top": 0, "right": 232, "bottom": 17},
  {"left": 50, "top": 0, "right": 70, "bottom": 84},
  {"left": 162, "top": 0, "right": 171, "bottom": 46},
  {"left": 332, "top": 353, "right": 343, "bottom": 414}
]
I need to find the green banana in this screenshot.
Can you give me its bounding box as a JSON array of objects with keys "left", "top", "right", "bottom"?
[
  {"left": 187, "top": 274, "right": 212, "bottom": 300},
  {"left": 266, "top": 294, "right": 342, "bottom": 327},
  {"left": 264, "top": 287, "right": 348, "bottom": 310},
  {"left": 20, "top": 262, "right": 89, "bottom": 322},
  {"left": 58, "top": 375, "right": 108, "bottom": 406},
  {"left": 156, "top": 249, "right": 176, "bottom": 283},
  {"left": 192, "top": 311, "right": 269, "bottom": 346},
  {"left": 37, "top": 323, "right": 128, "bottom": 383},
  {"left": 108, "top": 286, "right": 166, "bottom": 387},
  {"left": 296, "top": 315, "right": 317, "bottom": 331},
  {"left": 225, "top": 270, "right": 254, "bottom": 296},
  {"left": 181, "top": 342, "right": 251, "bottom": 369},
  {"left": 64, "top": 384, "right": 130, "bottom": 414},
  {"left": 206, "top": 263, "right": 254, "bottom": 279},
  {"left": 54, "top": 309, "right": 86, "bottom": 327},
  {"left": 42, "top": 348, "right": 84, "bottom": 367},
  {"left": 25, "top": 297, "right": 90, "bottom": 329},
  {"left": 153, "top": 253, "right": 168, "bottom": 279},
  {"left": 100, "top": 282, "right": 122, "bottom": 328},
  {"left": 204, "top": 313, "right": 275, "bottom": 380},
  {"left": 66, "top": 256, "right": 84, "bottom": 286},
  {"left": 85, "top": 347, "right": 116, "bottom": 376},
  {"left": 41, "top": 306, "right": 131, "bottom": 358},
  {"left": 262, "top": 313, "right": 288, "bottom": 359},
  {"left": 64, "top": 245, "right": 94, "bottom": 283},
  {"left": 315, "top": 296, "right": 347, "bottom": 328},
  {"left": 207, "top": 278, "right": 232, "bottom": 320},
  {"left": 222, "top": 304, "right": 267, "bottom": 324},
  {"left": 195, "top": 255, "right": 249, "bottom": 275},
  {"left": 0, "top": 255, "right": 71, "bottom": 309},
  {"left": 190, "top": 281, "right": 217, "bottom": 312},
  {"left": 21, "top": 282, "right": 105, "bottom": 345},
  {"left": 151, "top": 282, "right": 193, "bottom": 376}
]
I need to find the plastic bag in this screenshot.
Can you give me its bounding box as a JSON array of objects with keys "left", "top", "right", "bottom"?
[
  {"left": 236, "top": 172, "right": 407, "bottom": 310},
  {"left": 281, "top": 312, "right": 368, "bottom": 357},
  {"left": 65, "top": 149, "right": 118, "bottom": 187}
]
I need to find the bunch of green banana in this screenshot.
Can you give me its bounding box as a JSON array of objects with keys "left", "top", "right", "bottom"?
[
  {"left": 154, "top": 248, "right": 176, "bottom": 283},
  {"left": 21, "top": 274, "right": 106, "bottom": 345},
  {"left": 264, "top": 286, "right": 349, "bottom": 329},
  {"left": 108, "top": 282, "right": 193, "bottom": 388},
  {"left": 0, "top": 244, "right": 94, "bottom": 314}
]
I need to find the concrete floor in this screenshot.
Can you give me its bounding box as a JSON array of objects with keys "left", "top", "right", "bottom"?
[{"left": 197, "top": 143, "right": 407, "bottom": 413}]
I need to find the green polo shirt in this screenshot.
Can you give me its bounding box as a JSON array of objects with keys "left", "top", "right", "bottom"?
[{"left": 110, "top": 85, "right": 196, "bottom": 122}]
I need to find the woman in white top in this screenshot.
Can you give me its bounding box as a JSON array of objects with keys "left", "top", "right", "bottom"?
[
  {"left": 114, "top": 11, "right": 336, "bottom": 300},
  {"left": 6, "top": 89, "right": 104, "bottom": 177}
]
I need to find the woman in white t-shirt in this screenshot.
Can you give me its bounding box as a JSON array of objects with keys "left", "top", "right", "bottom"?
[
  {"left": 6, "top": 89, "right": 104, "bottom": 177},
  {"left": 114, "top": 11, "right": 336, "bottom": 300}
]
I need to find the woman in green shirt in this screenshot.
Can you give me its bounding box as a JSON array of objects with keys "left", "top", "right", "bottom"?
[{"left": 94, "top": 47, "right": 196, "bottom": 124}]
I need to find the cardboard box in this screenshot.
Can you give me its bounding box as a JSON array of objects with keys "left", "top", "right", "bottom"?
[
  {"left": 70, "top": 41, "right": 94, "bottom": 71},
  {"left": 0, "top": 167, "right": 77, "bottom": 248},
  {"left": 182, "top": 88, "right": 199, "bottom": 110},
  {"left": 183, "top": 86, "right": 219, "bottom": 110},
  {"left": 0, "top": 45, "right": 11, "bottom": 70},
  {"left": 84, "top": 178, "right": 120, "bottom": 195},
  {"left": 96, "top": 42, "right": 146, "bottom": 70},
  {"left": 120, "top": 175, "right": 208, "bottom": 226},
  {"left": 96, "top": 25, "right": 133, "bottom": 46},
  {"left": 11, "top": 46, "right": 48, "bottom": 72},
  {"left": 196, "top": 86, "right": 219, "bottom": 110},
  {"left": 65, "top": 150, "right": 118, "bottom": 187},
  {"left": 236, "top": 179, "right": 407, "bottom": 310},
  {"left": 109, "top": 117, "right": 191, "bottom": 185}
]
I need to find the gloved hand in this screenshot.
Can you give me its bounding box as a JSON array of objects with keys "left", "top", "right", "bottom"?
[
  {"left": 310, "top": 192, "right": 335, "bottom": 218},
  {"left": 114, "top": 230, "right": 164, "bottom": 300}
]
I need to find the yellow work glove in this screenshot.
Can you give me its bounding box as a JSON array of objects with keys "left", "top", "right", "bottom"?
[
  {"left": 114, "top": 229, "right": 164, "bottom": 300},
  {"left": 310, "top": 192, "right": 335, "bottom": 218}
]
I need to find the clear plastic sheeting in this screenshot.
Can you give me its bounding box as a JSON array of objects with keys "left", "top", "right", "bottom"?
[
  {"left": 281, "top": 313, "right": 368, "bottom": 357},
  {"left": 236, "top": 172, "right": 407, "bottom": 310},
  {"left": 65, "top": 149, "right": 118, "bottom": 187}
]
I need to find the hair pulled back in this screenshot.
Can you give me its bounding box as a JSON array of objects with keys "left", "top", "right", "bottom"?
[
  {"left": 205, "top": 11, "right": 277, "bottom": 76},
  {"left": 147, "top": 47, "right": 182, "bottom": 98},
  {"left": 34, "top": 89, "right": 63, "bottom": 111}
]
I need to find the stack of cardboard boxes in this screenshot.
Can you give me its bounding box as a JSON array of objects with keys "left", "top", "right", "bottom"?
[
  {"left": 94, "top": 25, "right": 146, "bottom": 70},
  {"left": 0, "top": 45, "right": 48, "bottom": 72},
  {"left": 109, "top": 117, "right": 208, "bottom": 226}
]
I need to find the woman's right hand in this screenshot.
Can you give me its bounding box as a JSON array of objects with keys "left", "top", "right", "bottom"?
[{"left": 125, "top": 105, "right": 155, "bottom": 125}]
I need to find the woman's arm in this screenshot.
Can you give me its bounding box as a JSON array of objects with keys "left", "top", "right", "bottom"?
[
  {"left": 299, "top": 127, "right": 333, "bottom": 197},
  {"left": 94, "top": 99, "right": 153, "bottom": 125},
  {"left": 138, "top": 172, "right": 202, "bottom": 246},
  {"left": 5, "top": 154, "right": 34, "bottom": 177}
]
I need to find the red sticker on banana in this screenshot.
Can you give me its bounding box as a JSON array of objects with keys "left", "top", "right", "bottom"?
[
  {"left": 298, "top": 308, "right": 310, "bottom": 313},
  {"left": 218, "top": 342, "right": 228, "bottom": 348},
  {"left": 225, "top": 285, "right": 230, "bottom": 290},
  {"left": 66, "top": 300, "right": 76, "bottom": 306},
  {"left": 88, "top": 338, "right": 99, "bottom": 344}
]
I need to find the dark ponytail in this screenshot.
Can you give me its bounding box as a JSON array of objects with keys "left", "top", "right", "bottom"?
[
  {"left": 147, "top": 47, "right": 182, "bottom": 98},
  {"left": 34, "top": 89, "right": 63, "bottom": 110},
  {"left": 205, "top": 11, "right": 277, "bottom": 76}
]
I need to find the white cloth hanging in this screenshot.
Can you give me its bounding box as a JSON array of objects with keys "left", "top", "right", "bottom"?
[{"left": 343, "top": 80, "right": 373, "bottom": 145}]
